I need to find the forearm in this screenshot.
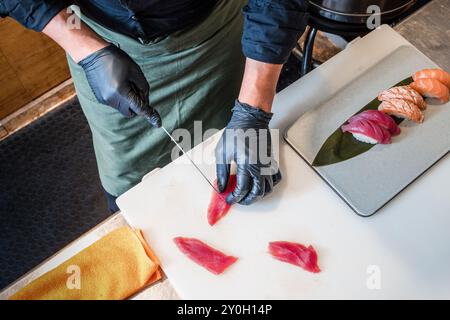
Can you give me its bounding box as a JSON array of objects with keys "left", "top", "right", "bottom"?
[
  {"left": 42, "top": 9, "right": 108, "bottom": 62},
  {"left": 238, "top": 0, "right": 309, "bottom": 113},
  {"left": 238, "top": 58, "right": 283, "bottom": 113}
]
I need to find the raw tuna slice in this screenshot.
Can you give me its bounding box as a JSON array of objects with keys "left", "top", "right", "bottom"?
[
  {"left": 207, "top": 174, "right": 237, "bottom": 226},
  {"left": 268, "top": 241, "right": 321, "bottom": 273},
  {"left": 341, "top": 119, "right": 392, "bottom": 144},
  {"left": 348, "top": 110, "right": 401, "bottom": 136},
  {"left": 174, "top": 237, "right": 238, "bottom": 275}
]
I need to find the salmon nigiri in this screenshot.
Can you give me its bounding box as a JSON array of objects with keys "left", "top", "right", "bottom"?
[
  {"left": 379, "top": 99, "right": 424, "bottom": 123},
  {"left": 410, "top": 78, "right": 449, "bottom": 104},
  {"left": 413, "top": 68, "right": 450, "bottom": 88},
  {"left": 378, "top": 86, "right": 426, "bottom": 110}
]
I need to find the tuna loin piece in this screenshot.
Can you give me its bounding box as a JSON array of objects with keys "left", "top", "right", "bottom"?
[
  {"left": 207, "top": 174, "right": 237, "bottom": 226},
  {"left": 174, "top": 237, "right": 238, "bottom": 275},
  {"left": 268, "top": 241, "right": 321, "bottom": 273}
]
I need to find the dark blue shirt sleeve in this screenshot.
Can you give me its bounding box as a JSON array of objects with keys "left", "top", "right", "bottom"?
[
  {"left": 0, "top": 0, "right": 72, "bottom": 31},
  {"left": 242, "top": 0, "right": 309, "bottom": 64}
]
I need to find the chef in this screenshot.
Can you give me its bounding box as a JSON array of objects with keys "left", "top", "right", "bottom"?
[{"left": 1, "top": 0, "right": 309, "bottom": 212}]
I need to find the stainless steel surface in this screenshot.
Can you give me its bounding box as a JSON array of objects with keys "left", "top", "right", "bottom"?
[
  {"left": 161, "top": 126, "right": 221, "bottom": 195},
  {"left": 308, "top": 0, "right": 416, "bottom": 23},
  {"left": 394, "top": 0, "right": 450, "bottom": 70}
]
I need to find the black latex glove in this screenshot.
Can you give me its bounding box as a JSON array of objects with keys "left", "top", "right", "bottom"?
[
  {"left": 215, "top": 100, "right": 282, "bottom": 205},
  {"left": 78, "top": 44, "right": 161, "bottom": 128}
]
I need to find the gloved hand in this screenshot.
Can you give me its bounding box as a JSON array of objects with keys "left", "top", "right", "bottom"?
[
  {"left": 78, "top": 44, "right": 161, "bottom": 128},
  {"left": 215, "top": 100, "right": 282, "bottom": 205}
]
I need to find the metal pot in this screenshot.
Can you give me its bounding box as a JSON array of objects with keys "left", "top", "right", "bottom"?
[{"left": 308, "top": 0, "right": 417, "bottom": 24}]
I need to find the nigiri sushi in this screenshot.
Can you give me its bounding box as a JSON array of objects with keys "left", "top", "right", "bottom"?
[
  {"left": 413, "top": 68, "right": 450, "bottom": 88},
  {"left": 379, "top": 98, "right": 424, "bottom": 123},
  {"left": 410, "top": 78, "right": 449, "bottom": 104},
  {"left": 378, "top": 86, "right": 426, "bottom": 110},
  {"left": 341, "top": 119, "right": 391, "bottom": 144},
  {"left": 349, "top": 110, "right": 401, "bottom": 136}
]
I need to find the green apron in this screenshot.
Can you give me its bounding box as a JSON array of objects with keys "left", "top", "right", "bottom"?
[{"left": 68, "top": 0, "right": 245, "bottom": 196}]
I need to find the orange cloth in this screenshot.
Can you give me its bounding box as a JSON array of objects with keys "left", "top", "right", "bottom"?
[{"left": 10, "top": 227, "right": 161, "bottom": 300}]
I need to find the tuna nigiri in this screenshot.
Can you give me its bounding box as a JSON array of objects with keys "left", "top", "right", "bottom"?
[
  {"left": 341, "top": 119, "right": 391, "bottom": 144},
  {"left": 413, "top": 68, "right": 450, "bottom": 88},
  {"left": 378, "top": 86, "right": 426, "bottom": 110},
  {"left": 379, "top": 98, "right": 424, "bottom": 123},
  {"left": 348, "top": 110, "right": 401, "bottom": 136},
  {"left": 173, "top": 237, "right": 238, "bottom": 275},
  {"left": 410, "top": 78, "right": 449, "bottom": 104},
  {"left": 268, "top": 241, "right": 320, "bottom": 273},
  {"left": 207, "top": 175, "right": 237, "bottom": 226}
]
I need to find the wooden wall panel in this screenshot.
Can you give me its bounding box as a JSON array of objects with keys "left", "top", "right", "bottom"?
[
  {"left": 0, "top": 49, "right": 31, "bottom": 113},
  {"left": 0, "top": 18, "right": 70, "bottom": 119}
]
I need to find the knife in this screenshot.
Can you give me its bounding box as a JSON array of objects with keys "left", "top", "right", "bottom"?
[
  {"left": 141, "top": 109, "right": 226, "bottom": 197},
  {"left": 160, "top": 126, "right": 223, "bottom": 196}
]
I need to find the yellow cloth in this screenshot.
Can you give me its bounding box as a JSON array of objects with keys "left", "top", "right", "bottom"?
[{"left": 10, "top": 227, "right": 161, "bottom": 300}]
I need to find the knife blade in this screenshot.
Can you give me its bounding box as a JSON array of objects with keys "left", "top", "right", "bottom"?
[{"left": 161, "top": 126, "right": 223, "bottom": 196}]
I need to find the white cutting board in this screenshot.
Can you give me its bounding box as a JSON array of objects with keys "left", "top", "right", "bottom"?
[{"left": 117, "top": 26, "right": 450, "bottom": 299}]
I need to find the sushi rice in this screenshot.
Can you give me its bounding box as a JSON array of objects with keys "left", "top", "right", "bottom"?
[{"left": 351, "top": 133, "right": 378, "bottom": 144}]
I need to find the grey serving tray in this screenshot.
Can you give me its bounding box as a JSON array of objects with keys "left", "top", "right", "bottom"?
[{"left": 285, "top": 45, "right": 450, "bottom": 216}]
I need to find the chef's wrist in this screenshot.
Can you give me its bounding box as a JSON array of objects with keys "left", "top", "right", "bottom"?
[
  {"left": 77, "top": 44, "right": 118, "bottom": 67},
  {"left": 238, "top": 58, "right": 283, "bottom": 113},
  {"left": 68, "top": 34, "right": 109, "bottom": 63},
  {"left": 229, "top": 100, "right": 273, "bottom": 128},
  {"left": 237, "top": 92, "right": 274, "bottom": 113}
]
